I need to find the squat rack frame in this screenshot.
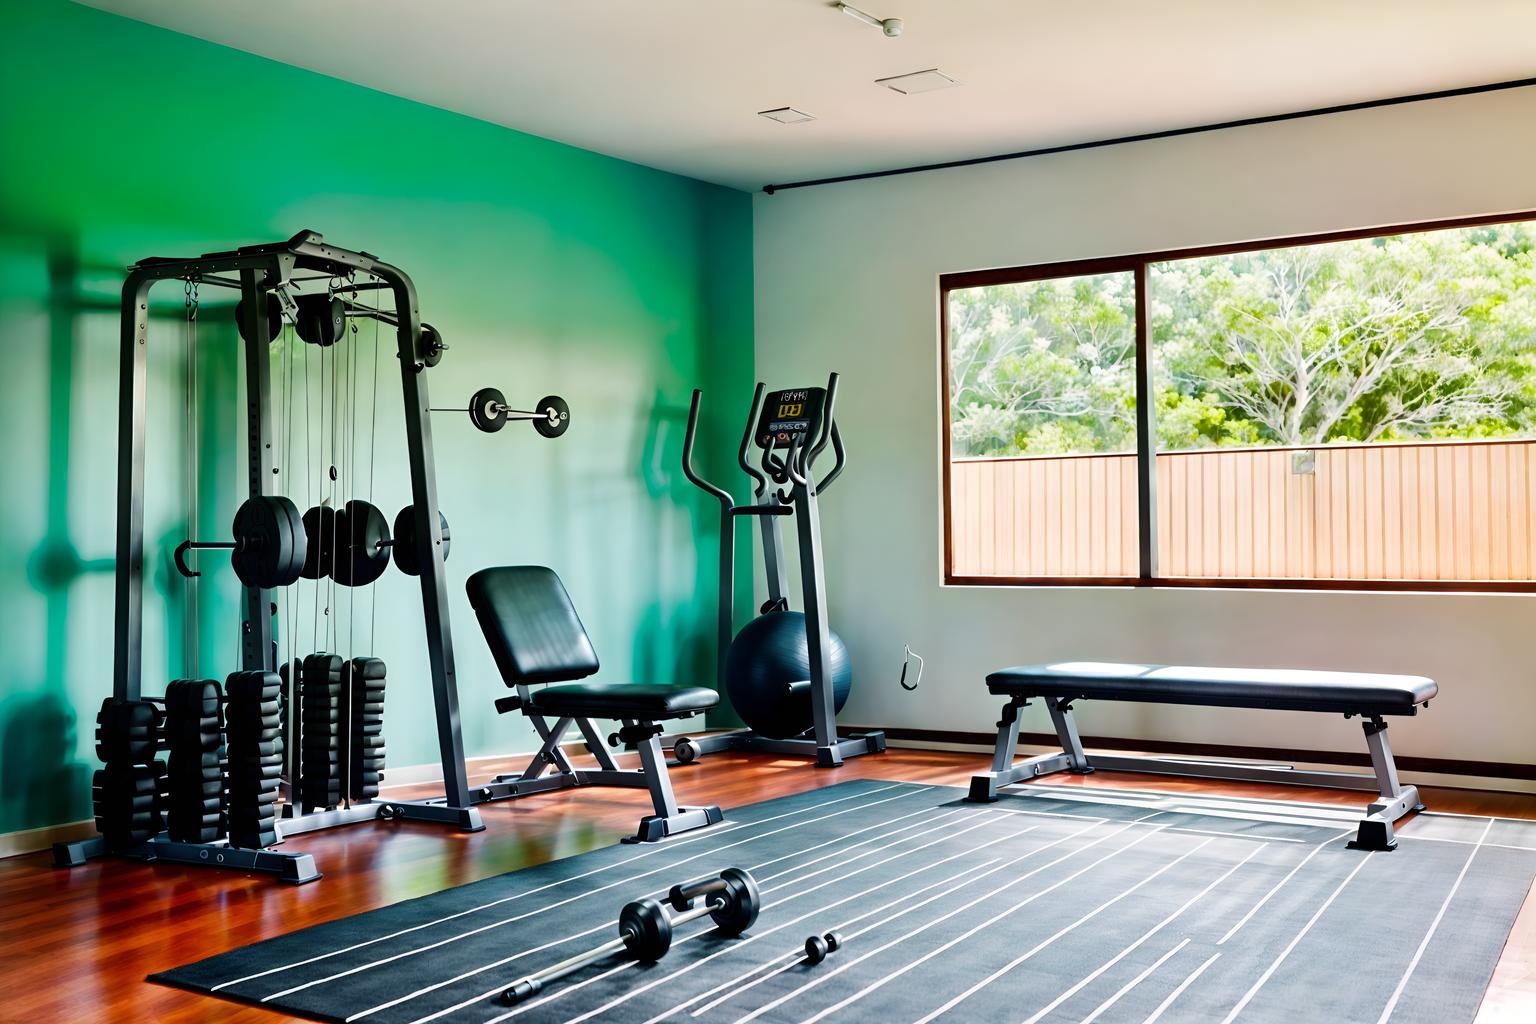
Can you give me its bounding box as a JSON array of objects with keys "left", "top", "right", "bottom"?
[{"left": 55, "top": 231, "right": 490, "bottom": 883}]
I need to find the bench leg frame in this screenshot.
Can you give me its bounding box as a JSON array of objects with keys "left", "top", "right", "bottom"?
[
  {"left": 968, "top": 701, "right": 1422, "bottom": 852},
  {"left": 479, "top": 712, "right": 722, "bottom": 842}
]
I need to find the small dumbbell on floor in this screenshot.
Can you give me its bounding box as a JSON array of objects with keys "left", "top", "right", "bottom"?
[
  {"left": 502, "top": 867, "right": 760, "bottom": 1005},
  {"left": 803, "top": 931, "right": 844, "bottom": 966}
]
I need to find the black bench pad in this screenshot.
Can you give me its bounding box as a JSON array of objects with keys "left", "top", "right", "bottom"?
[
  {"left": 986, "top": 661, "right": 1436, "bottom": 716},
  {"left": 528, "top": 683, "right": 719, "bottom": 720}
]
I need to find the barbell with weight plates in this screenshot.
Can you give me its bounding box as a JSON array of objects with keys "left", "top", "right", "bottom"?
[
  {"left": 501, "top": 867, "right": 760, "bottom": 1005},
  {"left": 298, "top": 500, "right": 453, "bottom": 585},
  {"left": 174, "top": 495, "right": 307, "bottom": 589},
  {"left": 458, "top": 387, "right": 570, "bottom": 437}
]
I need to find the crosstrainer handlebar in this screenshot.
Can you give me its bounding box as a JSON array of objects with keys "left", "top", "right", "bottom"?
[{"left": 681, "top": 373, "right": 846, "bottom": 502}]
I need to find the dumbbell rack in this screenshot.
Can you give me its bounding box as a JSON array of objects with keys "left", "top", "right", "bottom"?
[{"left": 55, "top": 231, "right": 496, "bottom": 883}]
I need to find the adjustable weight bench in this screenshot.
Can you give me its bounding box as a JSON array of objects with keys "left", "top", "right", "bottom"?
[
  {"left": 969, "top": 662, "right": 1437, "bottom": 851},
  {"left": 466, "top": 566, "right": 724, "bottom": 842}
]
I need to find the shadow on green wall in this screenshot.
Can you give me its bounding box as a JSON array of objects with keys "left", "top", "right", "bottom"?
[
  {"left": 0, "top": 692, "right": 89, "bottom": 832},
  {"left": 4, "top": 234, "right": 236, "bottom": 832},
  {"left": 7, "top": 240, "right": 100, "bottom": 829}
]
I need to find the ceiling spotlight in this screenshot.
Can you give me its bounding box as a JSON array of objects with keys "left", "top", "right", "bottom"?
[
  {"left": 835, "top": 2, "right": 903, "bottom": 37},
  {"left": 758, "top": 107, "right": 816, "bottom": 125}
]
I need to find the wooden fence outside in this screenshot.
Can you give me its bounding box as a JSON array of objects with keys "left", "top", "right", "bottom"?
[{"left": 948, "top": 439, "right": 1536, "bottom": 582}]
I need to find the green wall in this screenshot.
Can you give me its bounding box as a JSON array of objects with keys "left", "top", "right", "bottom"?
[{"left": 0, "top": 0, "right": 753, "bottom": 836}]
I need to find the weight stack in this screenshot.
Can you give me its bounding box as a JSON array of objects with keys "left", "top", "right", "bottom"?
[
  {"left": 225, "top": 671, "right": 283, "bottom": 849},
  {"left": 343, "top": 657, "right": 387, "bottom": 801},
  {"left": 92, "top": 698, "right": 164, "bottom": 847},
  {"left": 299, "top": 653, "right": 344, "bottom": 811},
  {"left": 164, "top": 679, "right": 225, "bottom": 843}
]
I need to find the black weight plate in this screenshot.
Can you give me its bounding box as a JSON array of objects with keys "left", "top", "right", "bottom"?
[
  {"left": 165, "top": 777, "right": 224, "bottom": 797},
  {"left": 228, "top": 683, "right": 282, "bottom": 704},
  {"left": 350, "top": 657, "right": 387, "bottom": 680},
  {"left": 228, "top": 768, "right": 283, "bottom": 784},
  {"left": 468, "top": 387, "right": 508, "bottom": 433},
  {"left": 419, "top": 322, "right": 445, "bottom": 367},
  {"left": 231, "top": 497, "right": 292, "bottom": 589},
  {"left": 167, "top": 750, "right": 222, "bottom": 768},
  {"left": 390, "top": 507, "right": 450, "bottom": 576},
  {"left": 710, "top": 868, "right": 761, "bottom": 935},
  {"left": 94, "top": 768, "right": 162, "bottom": 797},
  {"left": 301, "top": 505, "right": 337, "bottom": 580},
  {"left": 228, "top": 727, "right": 284, "bottom": 744},
  {"left": 227, "top": 810, "right": 278, "bottom": 824},
  {"left": 226, "top": 756, "right": 283, "bottom": 771},
  {"left": 333, "top": 500, "right": 390, "bottom": 587},
  {"left": 99, "top": 698, "right": 159, "bottom": 731},
  {"left": 228, "top": 739, "right": 285, "bottom": 757},
  {"left": 303, "top": 653, "right": 342, "bottom": 684},
  {"left": 266, "top": 495, "right": 297, "bottom": 588},
  {"left": 619, "top": 899, "right": 674, "bottom": 962},
  {"left": 98, "top": 794, "right": 159, "bottom": 813},
  {"left": 533, "top": 395, "right": 570, "bottom": 439},
  {"left": 271, "top": 495, "right": 306, "bottom": 586}
]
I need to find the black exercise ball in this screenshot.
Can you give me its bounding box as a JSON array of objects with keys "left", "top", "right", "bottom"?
[{"left": 724, "top": 611, "right": 851, "bottom": 739}]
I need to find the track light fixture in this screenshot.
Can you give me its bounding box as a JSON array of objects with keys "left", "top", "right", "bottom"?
[{"left": 835, "top": 2, "right": 903, "bottom": 37}]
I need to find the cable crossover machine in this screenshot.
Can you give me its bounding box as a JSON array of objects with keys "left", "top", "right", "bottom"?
[{"left": 54, "top": 230, "right": 569, "bottom": 883}]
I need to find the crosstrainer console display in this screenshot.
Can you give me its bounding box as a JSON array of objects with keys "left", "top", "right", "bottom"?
[{"left": 756, "top": 387, "right": 826, "bottom": 449}]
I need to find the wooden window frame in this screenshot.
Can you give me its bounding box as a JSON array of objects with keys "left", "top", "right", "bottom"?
[{"left": 939, "top": 209, "right": 1536, "bottom": 593}]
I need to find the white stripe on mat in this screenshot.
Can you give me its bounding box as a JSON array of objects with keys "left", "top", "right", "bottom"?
[
  {"left": 671, "top": 823, "right": 1116, "bottom": 1023},
  {"left": 870, "top": 838, "right": 1213, "bottom": 1024},
  {"left": 216, "top": 782, "right": 913, "bottom": 992},
  {"left": 547, "top": 818, "right": 1149, "bottom": 1024},
  {"left": 700, "top": 814, "right": 1168, "bottom": 1024},
  {"left": 1374, "top": 818, "right": 1494, "bottom": 1024},
  {"left": 403, "top": 813, "right": 1030, "bottom": 1024},
  {"left": 1018, "top": 844, "right": 1266, "bottom": 1024},
  {"left": 230, "top": 786, "right": 909, "bottom": 994},
  {"left": 1081, "top": 939, "right": 1190, "bottom": 1024},
  {"left": 1216, "top": 854, "right": 1372, "bottom": 1024},
  {"left": 285, "top": 799, "right": 965, "bottom": 1007},
  {"left": 1217, "top": 828, "right": 1355, "bottom": 945},
  {"left": 352, "top": 809, "right": 989, "bottom": 1022},
  {"left": 1142, "top": 952, "right": 1221, "bottom": 1024}
]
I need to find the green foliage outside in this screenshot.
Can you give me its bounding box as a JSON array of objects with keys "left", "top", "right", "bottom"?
[{"left": 948, "top": 223, "right": 1536, "bottom": 457}]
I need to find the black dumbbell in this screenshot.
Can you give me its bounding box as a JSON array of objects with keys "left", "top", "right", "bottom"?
[
  {"left": 803, "top": 931, "right": 844, "bottom": 966},
  {"left": 502, "top": 867, "right": 760, "bottom": 1005}
]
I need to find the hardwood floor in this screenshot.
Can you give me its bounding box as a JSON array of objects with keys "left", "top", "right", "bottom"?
[{"left": 3, "top": 747, "right": 1533, "bottom": 1023}]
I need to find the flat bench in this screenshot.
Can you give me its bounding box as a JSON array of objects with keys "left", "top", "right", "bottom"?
[{"left": 969, "top": 661, "right": 1437, "bottom": 851}]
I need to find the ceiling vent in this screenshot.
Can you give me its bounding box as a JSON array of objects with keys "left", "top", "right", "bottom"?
[
  {"left": 758, "top": 107, "right": 817, "bottom": 124},
  {"left": 875, "top": 69, "right": 959, "bottom": 94}
]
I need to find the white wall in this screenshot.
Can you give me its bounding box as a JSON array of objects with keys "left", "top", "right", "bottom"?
[{"left": 752, "top": 86, "right": 1536, "bottom": 775}]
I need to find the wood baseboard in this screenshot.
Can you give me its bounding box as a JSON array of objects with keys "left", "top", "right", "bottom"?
[{"left": 856, "top": 725, "right": 1536, "bottom": 782}]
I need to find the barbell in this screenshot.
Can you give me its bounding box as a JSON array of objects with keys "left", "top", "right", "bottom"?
[
  {"left": 175, "top": 495, "right": 306, "bottom": 589},
  {"left": 501, "top": 867, "right": 760, "bottom": 1005},
  {"left": 464, "top": 387, "right": 570, "bottom": 437},
  {"left": 176, "top": 498, "right": 450, "bottom": 589}
]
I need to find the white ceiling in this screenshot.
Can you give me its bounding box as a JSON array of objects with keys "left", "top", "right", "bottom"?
[{"left": 79, "top": 0, "right": 1536, "bottom": 192}]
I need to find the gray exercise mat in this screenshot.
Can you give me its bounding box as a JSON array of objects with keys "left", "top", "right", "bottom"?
[{"left": 150, "top": 779, "right": 1536, "bottom": 1024}]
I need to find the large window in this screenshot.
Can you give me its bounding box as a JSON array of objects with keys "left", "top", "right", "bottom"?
[{"left": 942, "top": 213, "right": 1536, "bottom": 590}]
